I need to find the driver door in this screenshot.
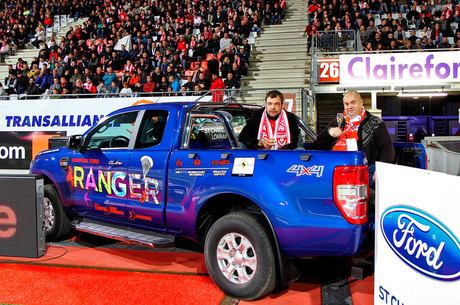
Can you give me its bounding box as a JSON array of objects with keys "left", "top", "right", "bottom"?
[{"left": 67, "top": 111, "right": 139, "bottom": 223}]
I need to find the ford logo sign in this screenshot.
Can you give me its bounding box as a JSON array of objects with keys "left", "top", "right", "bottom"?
[{"left": 380, "top": 206, "right": 460, "bottom": 281}]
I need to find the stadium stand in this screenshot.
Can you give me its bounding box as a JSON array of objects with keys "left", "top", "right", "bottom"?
[{"left": 0, "top": 0, "right": 286, "bottom": 99}]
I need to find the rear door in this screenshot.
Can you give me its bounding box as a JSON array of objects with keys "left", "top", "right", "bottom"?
[
  {"left": 126, "top": 109, "right": 171, "bottom": 231},
  {"left": 166, "top": 112, "right": 239, "bottom": 234}
]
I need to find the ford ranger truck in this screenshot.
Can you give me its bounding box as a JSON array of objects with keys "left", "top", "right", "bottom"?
[{"left": 30, "top": 102, "right": 371, "bottom": 300}]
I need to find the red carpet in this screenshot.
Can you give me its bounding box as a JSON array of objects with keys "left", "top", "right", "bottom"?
[
  {"left": 0, "top": 263, "right": 224, "bottom": 305},
  {"left": 0, "top": 241, "right": 375, "bottom": 304}
]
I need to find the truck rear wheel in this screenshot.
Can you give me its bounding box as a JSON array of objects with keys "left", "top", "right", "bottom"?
[
  {"left": 204, "top": 212, "right": 277, "bottom": 300},
  {"left": 43, "top": 185, "right": 72, "bottom": 241}
]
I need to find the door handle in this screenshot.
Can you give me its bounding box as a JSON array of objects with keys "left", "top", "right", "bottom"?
[{"left": 108, "top": 160, "right": 123, "bottom": 166}]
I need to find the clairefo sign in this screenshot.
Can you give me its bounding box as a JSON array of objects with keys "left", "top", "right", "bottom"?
[
  {"left": 340, "top": 51, "right": 460, "bottom": 85},
  {"left": 375, "top": 162, "right": 460, "bottom": 305}
]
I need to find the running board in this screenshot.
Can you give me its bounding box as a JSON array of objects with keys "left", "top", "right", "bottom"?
[{"left": 72, "top": 220, "right": 175, "bottom": 248}]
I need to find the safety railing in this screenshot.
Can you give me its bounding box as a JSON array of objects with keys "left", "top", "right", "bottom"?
[{"left": 3, "top": 86, "right": 314, "bottom": 125}]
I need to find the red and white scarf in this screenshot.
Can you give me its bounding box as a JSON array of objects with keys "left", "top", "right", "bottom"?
[
  {"left": 333, "top": 106, "right": 366, "bottom": 151},
  {"left": 257, "top": 109, "right": 291, "bottom": 150}
]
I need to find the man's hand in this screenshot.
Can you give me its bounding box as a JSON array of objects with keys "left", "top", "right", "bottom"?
[
  {"left": 329, "top": 127, "right": 343, "bottom": 138},
  {"left": 258, "top": 138, "right": 275, "bottom": 149}
]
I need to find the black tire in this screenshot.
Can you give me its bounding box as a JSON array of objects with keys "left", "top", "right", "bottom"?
[
  {"left": 43, "top": 184, "right": 72, "bottom": 241},
  {"left": 204, "top": 212, "right": 277, "bottom": 300}
]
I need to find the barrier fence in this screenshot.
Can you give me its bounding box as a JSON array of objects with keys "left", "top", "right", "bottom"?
[{"left": 5, "top": 86, "right": 313, "bottom": 125}]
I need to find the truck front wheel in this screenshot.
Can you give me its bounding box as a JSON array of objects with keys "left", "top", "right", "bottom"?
[
  {"left": 43, "top": 185, "right": 72, "bottom": 241},
  {"left": 204, "top": 212, "right": 277, "bottom": 300}
]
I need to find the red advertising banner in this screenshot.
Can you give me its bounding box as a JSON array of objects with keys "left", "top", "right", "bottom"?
[{"left": 318, "top": 58, "right": 340, "bottom": 83}]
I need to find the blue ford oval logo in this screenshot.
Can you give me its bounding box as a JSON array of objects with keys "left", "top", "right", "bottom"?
[{"left": 380, "top": 206, "right": 460, "bottom": 281}]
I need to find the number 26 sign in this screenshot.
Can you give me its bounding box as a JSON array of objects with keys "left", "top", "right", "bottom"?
[{"left": 318, "top": 58, "right": 339, "bottom": 83}]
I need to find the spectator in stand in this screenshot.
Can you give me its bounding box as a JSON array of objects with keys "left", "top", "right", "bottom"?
[
  {"left": 27, "top": 64, "right": 41, "bottom": 80},
  {"left": 193, "top": 84, "right": 203, "bottom": 96},
  {"left": 237, "top": 46, "right": 250, "bottom": 75},
  {"left": 209, "top": 73, "right": 225, "bottom": 102},
  {"left": 83, "top": 77, "right": 97, "bottom": 96},
  {"left": 118, "top": 45, "right": 129, "bottom": 64},
  {"left": 438, "top": 36, "right": 452, "bottom": 48},
  {"left": 31, "top": 26, "right": 46, "bottom": 49},
  {"left": 0, "top": 40, "right": 12, "bottom": 63},
  {"left": 120, "top": 82, "right": 133, "bottom": 97},
  {"left": 108, "top": 80, "right": 120, "bottom": 97},
  {"left": 0, "top": 0, "right": 290, "bottom": 99},
  {"left": 152, "top": 66, "right": 164, "bottom": 84},
  {"left": 143, "top": 76, "right": 156, "bottom": 94},
  {"left": 219, "top": 33, "right": 232, "bottom": 53},
  {"left": 196, "top": 73, "right": 211, "bottom": 90},
  {"left": 49, "top": 77, "right": 62, "bottom": 94},
  {"left": 231, "top": 62, "right": 242, "bottom": 82},
  {"left": 394, "top": 25, "right": 407, "bottom": 47},
  {"left": 96, "top": 81, "right": 107, "bottom": 98},
  {"left": 224, "top": 71, "right": 240, "bottom": 100},
  {"left": 431, "top": 22, "right": 444, "bottom": 45},
  {"left": 14, "top": 73, "right": 28, "bottom": 95},
  {"left": 132, "top": 82, "right": 144, "bottom": 97},
  {"left": 221, "top": 57, "right": 232, "bottom": 79},
  {"left": 406, "top": 5, "right": 421, "bottom": 27},
  {"left": 72, "top": 79, "right": 84, "bottom": 96},
  {"left": 103, "top": 67, "right": 117, "bottom": 87},
  {"left": 182, "top": 75, "right": 195, "bottom": 92},
  {"left": 26, "top": 78, "right": 41, "bottom": 99},
  {"left": 169, "top": 75, "right": 181, "bottom": 92},
  {"left": 70, "top": 67, "right": 82, "bottom": 86}
]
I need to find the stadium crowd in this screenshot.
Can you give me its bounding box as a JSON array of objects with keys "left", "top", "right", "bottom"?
[
  {"left": 304, "top": 0, "right": 460, "bottom": 52},
  {"left": 0, "top": 0, "right": 286, "bottom": 99}
]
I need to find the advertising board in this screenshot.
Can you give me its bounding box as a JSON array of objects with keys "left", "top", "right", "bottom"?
[
  {"left": 340, "top": 51, "right": 460, "bottom": 86},
  {"left": 375, "top": 162, "right": 460, "bottom": 305},
  {"left": 0, "top": 96, "right": 210, "bottom": 170},
  {"left": 318, "top": 58, "right": 340, "bottom": 83}
]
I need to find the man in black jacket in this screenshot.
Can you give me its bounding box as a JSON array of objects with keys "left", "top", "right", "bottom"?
[
  {"left": 239, "top": 90, "right": 300, "bottom": 150},
  {"left": 26, "top": 77, "right": 41, "bottom": 99},
  {"left": 315, "top": 90, "right": 394, "bottom": 187}
]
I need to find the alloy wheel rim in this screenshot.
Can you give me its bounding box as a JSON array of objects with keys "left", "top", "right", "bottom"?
[{"left": 216, "top": 232, "right": 257, "bottom": 284}]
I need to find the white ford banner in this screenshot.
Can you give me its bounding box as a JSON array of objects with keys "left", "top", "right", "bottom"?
[
  {"left": 340, "top": 51, "right": 460, "bottom": 85},
  {"left": 375, "top": 162, "right": 460, "bottom": 305}
]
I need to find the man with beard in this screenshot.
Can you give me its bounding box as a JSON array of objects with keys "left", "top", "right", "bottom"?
[{"left": 239, "top": 90, "right": 300, "bottom": 150}]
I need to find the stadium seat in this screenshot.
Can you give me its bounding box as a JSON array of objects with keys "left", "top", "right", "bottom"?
[{"left": 46, "top": 27, "right": 53, "bottom": 38}]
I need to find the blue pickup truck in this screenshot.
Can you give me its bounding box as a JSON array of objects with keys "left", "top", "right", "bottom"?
[{"left": 30, "top": 102, "right": 371, "bottom": 300}]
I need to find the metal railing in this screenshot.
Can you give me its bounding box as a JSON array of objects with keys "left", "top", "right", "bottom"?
[
  {"left": 312, "top": 30, "right": 357, "bottom": 55},
  {"left": 223, "top": 87, "right": 312, "bottom": 124},
  {"left": 3, "top": 86, "right": 314, "bottom": 125}
]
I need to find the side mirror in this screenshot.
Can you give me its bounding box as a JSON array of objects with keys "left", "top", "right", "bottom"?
[{"left": 66, "top": 135, "right": 83, "bottom": 150}]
